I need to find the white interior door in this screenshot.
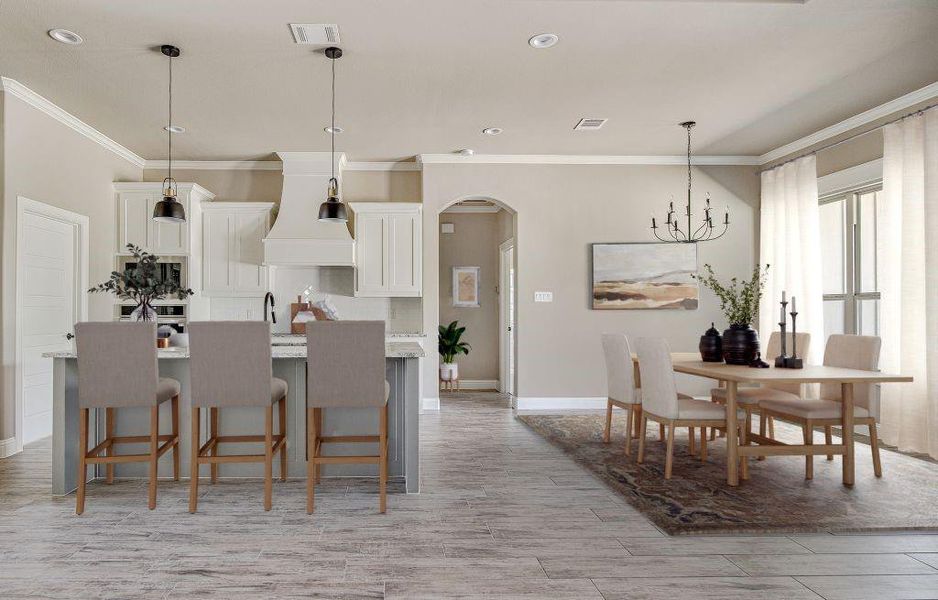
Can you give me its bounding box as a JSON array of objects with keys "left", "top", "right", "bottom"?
[{"left": 499, "top": 240, "right": 516, "bottom": 396}]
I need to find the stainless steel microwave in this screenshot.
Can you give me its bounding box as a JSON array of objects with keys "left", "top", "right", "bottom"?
[{"left": 116, "top": 256, "right": 187, "bottom": 289}]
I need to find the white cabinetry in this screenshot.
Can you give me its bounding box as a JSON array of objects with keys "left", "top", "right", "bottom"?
[
  {"left": 201, "top": 203, "right": 274, "bottom": 297},
  {"left": 115, "top": 183, "right": 213, "bottom": 255},
  {"left": 349, "top": 203, "right": 422, "bottom": 297}
]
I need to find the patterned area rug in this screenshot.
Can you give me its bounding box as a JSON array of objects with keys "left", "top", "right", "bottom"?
[{"left": 518, "top": 412, "right": 938, "bottom": 535}]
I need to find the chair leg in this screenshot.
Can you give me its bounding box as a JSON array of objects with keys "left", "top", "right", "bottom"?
[
  {"left": 306, "top": 407, "right": 317, "bottom": 514},
  {"left": 688, "top": 427, "right": 696, "bottom": 455},
  {"left": 148, "top": 406, "right": 159, "bottom": 510},
  {"left": 709, "top": 425, "right": 716, "bottom": 441},
  {"left": 659, "top": 423, "right": 666, "bottom": 442},
  {"left": 210, "top": 407, "right": 219, "bottom": 484},
  {"left": 171, "top": 395, "right": 180, "bottom": 481},
  {"left": 768, "top": 416, "right": 775, "bottom": 438},
  {"left": 803, "top": 420, "right": 814, "bottom": 480},
  {"left": 664, "top": 423, "right": 675, "bottom": 480},
  {"left": 637, "top": 415, "right": 648, "bottom": 464},
  {"left": 740, "top": 413, "right": 750, "bottom": 481},
  {"left": 105, "top": 407, "right": 115, "bottom": 484},
  {"left": 315, "top": 408, "right": 323, "bottom": 483},
  {"left": 623, "top": 405, "right": 634, "bottom": 457},
  {"left": 758, "top": 412, "right": 768, "bottom": 461},
  {"left": 379, "top": 404, "right": 388, "bottom": 514},
  {"left": 603, "top": 399, "right": 613, "bottom": 443},
  {"left": 76, "top": 408, "right": 89, "bottom": 515},
  {"left": 189, "top": 407, "right": 200, "bottom": 513},
  {"left": 279, "top": 397, "right": 288, "bottom": 482},
  {"left": 699, "top": 426, "right": 707, "bottom": 462},
  {"left": 264, "top": 406, "right": 273, "bottom": 511},
  {"left": 869, "top": 422, "right": 883, "bottom": 478},
  {"left": 825, "top": 425, "right": 834, "bottom": 461}
]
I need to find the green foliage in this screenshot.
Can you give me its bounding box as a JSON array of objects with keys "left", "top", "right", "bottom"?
[
  {"left": 89, "top": 244, "right": 194, "bottom": 316},
  {"left": 438, "top": 320, "right": 471, "bottom": 364},
  {"left": 693, "top": 263, "right": 770, "bottom": 327}
]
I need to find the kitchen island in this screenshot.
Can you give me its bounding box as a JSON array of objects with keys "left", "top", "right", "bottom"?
[{"left": 44, "top": 341, "right": 425, "bottom": 496}]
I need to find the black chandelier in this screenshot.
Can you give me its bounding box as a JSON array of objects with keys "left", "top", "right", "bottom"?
[{"left": 650, "top": 121, "right": 728, "bottom": 243}]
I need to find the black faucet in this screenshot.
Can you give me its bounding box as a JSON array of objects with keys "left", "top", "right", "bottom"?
[{"left": 263, "top": 292, "right": 277, "bottom": 324}]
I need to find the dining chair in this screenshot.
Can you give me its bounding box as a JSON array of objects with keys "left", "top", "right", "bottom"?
[
  {"left": 187, "top": 321, "right": 288, "bottom": 512},
  {"left": 634, "top": 337, "right": 742, "bottom": 478},
  {"left": 306, "top": 321, "right": 389, "bottom": 514},
  {"left": 710, "top": 331, "right": 811, "bottom": 445},
  {"left": 759, "top": 334, "right": 883, "bottom": 479},
  {"left": 74, "top": 322, "right": 180, "bottom": 514}
]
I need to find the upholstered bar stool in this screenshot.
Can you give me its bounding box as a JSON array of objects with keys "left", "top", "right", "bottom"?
[
  {"left": 187, "top": 321, "right": 287, "bottom": 512},
  {"left": 74, "top": 322, "right": 180, "bottom": 514},
  {"left": 306, "top": 321, "right": 389, "bottom": 514}
]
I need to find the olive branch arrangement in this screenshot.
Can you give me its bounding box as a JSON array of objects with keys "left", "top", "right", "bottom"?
[
  {"left": 692, "top": 264, "right": 770, "bottom": 327},
  {"left": 89, "top": 244, "right": 193, "bottom": 320}
]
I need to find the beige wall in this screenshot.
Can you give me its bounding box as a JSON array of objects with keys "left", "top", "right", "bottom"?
[
  {"left": 143, "top": 168, "right": 282, "bottom": 203},
  {"left": 343, "top": 171, "right": 421, "bottom": 203},
  {"left": 816, "top": 130, "right": 883, "bottom": 177},
  {"left": 1, "top": 93, "right": 142, "bottom": 440},
  {"left": 438, "top": 211, "right": 503, "bottom": 381},
  {"left": 421, "top": 163, "right": 760, "bottom": 402}
]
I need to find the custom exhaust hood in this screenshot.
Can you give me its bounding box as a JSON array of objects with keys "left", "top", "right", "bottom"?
[{"left": 263, "top": 152, "right": 354, "bottom": 267}]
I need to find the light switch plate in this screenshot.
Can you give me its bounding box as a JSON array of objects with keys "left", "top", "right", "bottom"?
[
  {"left": 534, "top": 291, "right": 553, "bottom": 303},
  {"left": 441, "top": 223, "right": 455, "bottom": 234}
]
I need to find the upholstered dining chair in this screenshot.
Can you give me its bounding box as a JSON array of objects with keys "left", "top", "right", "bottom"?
[
  {"left": 306, "top": 321, "right": 389, "bottom": 514},
  {"left": 188, "top": 321, "right": 288, "bottom": 512},
  {"left": 634, "top": 337, "right": 743, "bottom": 478},
  {"left": 74, "top": 322, "right": 180, "bottom": 514},
  {"left": 710, "top": 331, "right": 811, "bottom": 445},
  {"left": 759, "top": 334, "right": 883, "bottom": 479}
]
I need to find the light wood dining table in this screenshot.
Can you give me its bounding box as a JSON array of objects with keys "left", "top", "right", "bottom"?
[{"left": 631, "top": 354, "right": 912, "bottom": 487}]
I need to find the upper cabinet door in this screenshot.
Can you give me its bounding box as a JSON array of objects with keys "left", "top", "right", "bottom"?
[
  {"left": 355, "top": 213, "right": 388, "bottom": 296},
  {"left": 149, "top": 196, "right": 189, "bottom": 255},
  {"left": 387, "top": 212, "right": 422, "bottom": 295},
  {"left": 118, "top": 193, "right": 151, "bottom": 252},
  {"left": 200, "top": 204, "right": 272, "bottom": 297},
  {"left": 232, "top": 210, "right": 269, "bottom": 294},
  {"left": 351, "top": 203, "right": 422, "bottom": 297},
  {"left": 202, "top": 210, "right": 232, "bottom": 294}
]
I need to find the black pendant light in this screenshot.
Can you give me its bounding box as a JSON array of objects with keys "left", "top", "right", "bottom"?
[
  {"left": 153, "top": 44, "right": 186, "bottom": 224},
  {"left": 318, "top": 46, "right": 347, "bottom": 223}
]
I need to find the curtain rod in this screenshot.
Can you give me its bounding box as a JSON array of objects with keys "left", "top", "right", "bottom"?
[{"left": 759, "top": 101, "right": 938, "bottom": 173}]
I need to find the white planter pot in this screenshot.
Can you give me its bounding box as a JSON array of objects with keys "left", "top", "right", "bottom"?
[{"left": 440, "top": 362, "right": 458, "bottom": 382}]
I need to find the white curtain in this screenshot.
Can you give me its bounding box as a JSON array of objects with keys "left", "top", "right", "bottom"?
[
  {"left": 878, "top": 108, "right": 938, "bottom": 459},
  {"left": 758, "top": 156, "right": 825, "bottom": 366}
]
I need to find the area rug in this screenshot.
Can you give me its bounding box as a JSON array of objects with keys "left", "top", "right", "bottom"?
[{"left": 517, "top": 412, "right": 938, "bottom": 535}]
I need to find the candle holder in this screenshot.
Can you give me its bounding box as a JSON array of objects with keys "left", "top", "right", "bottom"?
[
  {"left": 786, "top": 310, "right": 804, "bottom": 369},
  {"left": 775, "top": 299, "right": 789, "bottom": 368}
]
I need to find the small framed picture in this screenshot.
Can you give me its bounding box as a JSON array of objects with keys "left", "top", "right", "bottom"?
[{"left": 452, "top": 266, "right": 481, "bottom": 307}]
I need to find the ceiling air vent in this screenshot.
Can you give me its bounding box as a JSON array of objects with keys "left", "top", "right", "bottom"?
[
  {"left": 289, "top": 24, "right": 340, "bottom": 45},
  {"left": 574, "top": 118, "right": 607, "bottom": 131}
]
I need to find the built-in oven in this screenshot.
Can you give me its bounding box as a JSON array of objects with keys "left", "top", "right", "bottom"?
[
  {"left": 118, "top": 304, "right": 187, "bottom": 333},
  {"left": 116, "top": 256, "right": 187, "bottom": 290}
]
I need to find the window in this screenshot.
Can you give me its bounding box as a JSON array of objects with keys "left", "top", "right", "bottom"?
[{"left": 819, "top": 185, "right": 882, "bottom": 339}]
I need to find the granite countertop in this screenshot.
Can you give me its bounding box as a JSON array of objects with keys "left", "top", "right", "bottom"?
[
  {"left": 272, "top": 332, "right": 425, "bottom": 345},
  {"left": 43, "top": 341, "right": 426, "bottom": 360}
]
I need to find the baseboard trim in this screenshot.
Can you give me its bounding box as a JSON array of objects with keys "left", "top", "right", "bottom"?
[
  {"left": 422, "top": 397, "right": 441, "bottom": 412},
  {"left": 0, "top": 436, "right": 19, "bottom": 458},
  {"left": 458, "top": 379, "right": 499, "bottom": 390},
  {"left": 515, "top": 397, "right": 608, "bottom": 411}
]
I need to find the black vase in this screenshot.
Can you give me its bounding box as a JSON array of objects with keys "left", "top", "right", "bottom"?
[
  {"left": 722, "top": 325, "right": 759, "bottom": 365},
  {"left": 699, "top": 322, "right": 723, "bottom": 362}
]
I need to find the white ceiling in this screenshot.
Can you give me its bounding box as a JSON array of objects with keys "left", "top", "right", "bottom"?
[{"left": 1, "top": 0, "right": 936, "bottom": 162}]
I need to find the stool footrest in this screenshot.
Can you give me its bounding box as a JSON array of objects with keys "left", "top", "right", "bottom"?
[
  {"left": 320, "top": 435, "right": 380, "bottom": 444},
  {"left": 311, "top": 455, "right": 380, "bottom": 465}
]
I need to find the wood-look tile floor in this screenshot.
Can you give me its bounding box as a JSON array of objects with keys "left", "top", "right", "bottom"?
[{"left": 1, "top": 391, "right": 937, "bottom": 599}]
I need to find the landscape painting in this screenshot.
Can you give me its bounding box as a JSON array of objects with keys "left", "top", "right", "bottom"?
[{"left": 591, "top": 243, "right": 698, "bottom": 310}]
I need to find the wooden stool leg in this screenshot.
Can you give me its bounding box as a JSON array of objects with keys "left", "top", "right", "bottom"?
[
  {"left": 148, "top": 405, "right": 159, "bottom": 510},
  {"left": 171, "top": 395, "right": 180, "bottom": 481},
  {"left": 699, "top": 426, "right": 707, "bottom": 462},
  {"left": 379, "top": 403, "right": 388, "bottom": 514},
  {"left": 76, "top": 408, "right": 89, "bottom": 515},
  {"left": 603, "top": 399, "right": 613, "bottom": 443},
  {"left": 210, "top": 407, "right": 219, "bottom": 484},
  {"left": 869, "top": 422, "right": 883, "bottom": 478},
  {"left": 803, "top": 421, "right": 814, "bottom": 480},
  {"left": 637, "top": 415, "right": 648, "bottom": 464},
  {"left": 688, "top": 427, "right": 696, "bottom": 455},
  {"left": 825, "top": 425, "right": 834, "bottom": 460},
  {"left": 105, "top": 407, "right": 115, "bottom": 484},
  {"left": 315, "top": 408, "right": 323, "bottom": 483},
  {"left": 189, "top": 407, "right": 200, "bottom": 513},
  {"left": 306, "top": 407, "right": 317, "bottom": 514},
  {"left": 279, "top": 397, "right": 288, "bottom": 482},
  {"left": 264, "top": 406, "right": 273, "bottom": 511},
  {"left": 664, "top": 423, "right": 675, "bottom": 480},
  {"left": 623, "top": 405, "right": 634, "bottom": 457}
]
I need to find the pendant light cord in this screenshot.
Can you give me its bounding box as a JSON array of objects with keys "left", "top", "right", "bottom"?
[
  {"left": 168, "top": 50, "right": 173, "bottom": 183},
  {"left": 331, "top": 51, "right": 336, "bottom": 182}
]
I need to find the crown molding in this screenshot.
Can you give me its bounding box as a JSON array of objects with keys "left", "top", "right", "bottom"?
[
  {"left": 345, "top": 161, "right": 421, "bottom": 172},
  {"left": 0, "top": 76, "right": 146, "bottom": 169},
  {"left": 759, "top": 81, "right": 938, "bottom": 165},
  {"left": 417, "top": 154, "right": 760, "bottom": 166},
  {"left": 144, "top": 160, "right": 281, "bottom": 171}
]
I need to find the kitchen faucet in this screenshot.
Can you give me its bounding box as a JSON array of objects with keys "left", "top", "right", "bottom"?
[{"left": 263, "top": 292, "right": 277, "bottom": 324}]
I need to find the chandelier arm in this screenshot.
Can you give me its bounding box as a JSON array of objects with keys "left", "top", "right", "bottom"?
[
  {"left": 707, "top": 222, "right": 729, "bottom": 241},
  {"left": 692, "top": 220, "right": 711, "bottom": 239},
  {"left": 652, "top": 228, "right": 671, "bottom": 243}
]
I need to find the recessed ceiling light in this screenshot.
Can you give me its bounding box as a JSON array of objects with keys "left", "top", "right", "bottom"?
[
  {"left": 482, "top": 127, "right": 503, "bottom": 136},
  {"left": 324, "top": 126, "right": 343, "bottom": 134},
  {"left": 48, "top": 28, "right": 83, "bottom": 45},
  {"left": 528, "top": 33, "right": 558, "bottom": 49},
  {"left": 164, "top": 125, "right": 186, "bottom": 133},
  {"left": 456, "top": 149, "right": 475, "bottom": 156}
]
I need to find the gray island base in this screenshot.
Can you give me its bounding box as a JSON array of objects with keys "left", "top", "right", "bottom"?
[{"left": 46, "top": 342, "right": 424, "bottom": 496}]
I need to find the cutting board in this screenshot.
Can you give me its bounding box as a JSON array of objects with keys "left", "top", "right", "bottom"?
[{"left": 290, "top": 296, "right": 330, "bottom": 334}]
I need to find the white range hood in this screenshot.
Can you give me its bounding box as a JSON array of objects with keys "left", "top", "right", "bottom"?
[{"left": 263, "top": 152, "right": 355, "bottom": 267}]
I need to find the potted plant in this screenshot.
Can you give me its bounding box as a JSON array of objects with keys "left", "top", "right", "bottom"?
[
  {"left": 438, "top": 320, "right": 471, "bottom": 382},
  {"left": 90, "top": 244, "right": 194, "bottom": 322},
  {"left": 694, "top": 263, "right": 769, "bottom": 365}
]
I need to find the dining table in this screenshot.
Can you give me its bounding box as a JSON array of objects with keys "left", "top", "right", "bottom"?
[{"left": 631, "top": 354, "right": 913, "bottom": 487}]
